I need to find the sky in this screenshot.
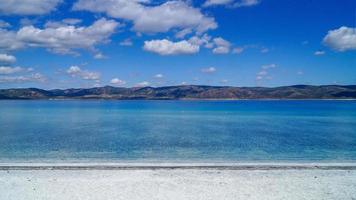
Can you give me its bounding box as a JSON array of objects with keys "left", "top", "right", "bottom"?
[{"left": 0, "top": 0, "right": 355, "bottom": 89}]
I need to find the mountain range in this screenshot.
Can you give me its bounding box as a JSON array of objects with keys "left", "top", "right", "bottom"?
[{"left": 0, "top": 85, "right": 356, "bottom": 100}]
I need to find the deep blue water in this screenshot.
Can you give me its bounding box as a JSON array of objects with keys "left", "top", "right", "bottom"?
[{"left": 0, "top": 100, "right": 356, "bottom": 163}]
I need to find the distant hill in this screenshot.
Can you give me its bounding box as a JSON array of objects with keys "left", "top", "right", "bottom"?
[{"left": 0, "top": 85, "right": 356, "bottom": 100}]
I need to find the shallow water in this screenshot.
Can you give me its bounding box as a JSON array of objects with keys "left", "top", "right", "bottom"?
[{"left": 0, "top": 100, "right": 356, "bottom": 163}]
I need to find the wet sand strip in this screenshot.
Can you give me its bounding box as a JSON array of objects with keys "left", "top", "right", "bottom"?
[{"left": 1, "top": 164, "right": 356, "bottom": 171}]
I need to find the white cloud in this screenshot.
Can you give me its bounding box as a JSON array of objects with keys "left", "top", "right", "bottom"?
[
  {"left": 0, "top": 54, "right": 16, "bottom": 63},
  {"left": 256, "top": 75, "right": 263, "bottom": 80},
  {"left": 18, "top": 18, "right": 119, "bottom": 55},
  {"left": 181, "top": 81, "right": 188, "bottom": 85},
  {"left": 188, "top": 34, "right": 213, "bottom": 48},
  {"left": 232, "top": 47, "right": 244, "bottom": 54},
  {"left": 201, "top": 67, "right": 216, "bottom": 73},
  {"left": 154, "top": 74, "right": 164, "bottom": 78},
  {"left": 0, "top": 18, "right": 119, "bottom": 56},
  {"left": 0, "top": 66, "right": 45, "bottom": 84},
  {"left": 213, "top": 37, "right": 230, "bottom": 47},
  {"left": 257, "top": 70, "right": 267, "bottom": 76},
  {"left": 175, "top": 28, "right": 193, "bottom": 39},
  {"left": 314, "top": 51, "right": 325, "bottom": 56},
  {"left": 212, "top": 37, "right": 231, "bottom": 54},
  {"left": 188, "top": 34, "right": 233, "bottom": 54},
  {"left": 0, "top": 66, "right": 24, "bottom": 74},
  {"left": 212, "top": 46, "right": 229, "bottom": 54},
  {"left": 203, "top": 0, "right": 260, "bottom": 7},
  {"left": 0, "top": 20, "right": 11, "bottom": 28},
  {"left": 323, "top": 26, "right": 356, "bottom": 51},
  {"left": 19, "top": 18, "right": 38, "bottom": 26},
  {"left": 0, "top": 66, "right": 33, "bottom": 75},
  {"left": 297, "top": 71, "right": 304, "bottom": 75},
  {"left": 44, "top": 18, "right": 83, "bottom": 28},
  {"left": 67, "top": 66, "right": 81, "bottom": 74},
  {"left": 232, "top": 44, "right": 270, "bottom": 54},
  {"left": 110, "top": 78, "right": 126, "bottom": 85},
  {"left": 220, "top": 79, "right": 228, "bottom": 83},
  {"left": 62, "top": 18, "right": 82, "bottom": 25},
  {"left": 143, "top": 39, "right": 200, "bottom": 55},
  {"left": 233, "top": 0, "right": 260, "bottom": 7},
  {"left": 0, "top": 73, "right": 46, "bottom": 83},
  {"left": 66, "top": 66, "right": 100, "bottom": 81},
  {"left": 135, "top": 81, "right": 150, "bottom": 87},
  {"left": 0, "top": 28, "right": 24, "bottom": 51},
  {"left": 94, "top": 53, "right": 106, "bottom": 59},
  {"left": 0, "top": 0, "right": 62, "bottom": 15},
  {"left": 261, "top": 64, "right": 276, "bottom": 70},
  {"left": 204, "top": 0, "right": 234, "bottom": 7},
  {"left": 120, "top": 38, "right": 133, "bottom": 46},
  {"left": 256, "top": 64, "right": 276, "bottom": 81},
  {"left": 260, "top": 47, "right": 269, "bottom": 53},
  {"left": 73, "top": 0, "right": 217, "bottom": 34}
]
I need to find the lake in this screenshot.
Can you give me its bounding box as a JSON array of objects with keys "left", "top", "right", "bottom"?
[{"left": 0, "top": 100, "right": 356, "bottom": 163}]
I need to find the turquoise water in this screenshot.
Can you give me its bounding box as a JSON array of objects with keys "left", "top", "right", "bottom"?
[{"left": 0, "top": 100, "right": 356, "bottom": 163}]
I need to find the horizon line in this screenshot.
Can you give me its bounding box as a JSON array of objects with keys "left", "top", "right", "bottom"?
[{"left": 1, "top": 84, "right": 356, "bottom": 91}]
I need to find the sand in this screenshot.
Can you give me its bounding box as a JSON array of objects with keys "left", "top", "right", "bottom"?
[{"left": 1, "top": 165, "right": 356, "bottom": 200}]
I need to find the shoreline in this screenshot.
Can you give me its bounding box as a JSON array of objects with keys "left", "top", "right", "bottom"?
[
  {"left": 1, "top": 162, "right": 356, "bottom": 170},
  {"left": 1, "top": 98, "right": 356, "bottom": 101}
]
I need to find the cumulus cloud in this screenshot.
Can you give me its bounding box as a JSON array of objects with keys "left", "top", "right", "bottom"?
[
  {"left": 44, "top": 18, "right": 83, "bottom": 28},
  {"left": 212, "top": 37, "right": 231, "bottom": 54},
  {"left": 154, "top": 74, "right": 164, "bottom": 78},
  {"left": 188, "top": 34, "right": 232, "bottom": 54},
  {"left": 143, "top": 39, "right": 200, "bottom": 55},
  {"left": 0, "top": 66, "right": 45, "bottom": 84},
  {"left": 0, "top": 28, "right": 24, "bottom": 51},
  {"left": 0, "top": 0, "right": 62, "bottom": 15},
  {"left": 201, "top": 67, "right": 217, "bottom": 73},
  {"left": 62, "top": 18, "right": 82, "bottom": 25},
  {"left": 175, "top": 28, "right": 193, "bottom": 39},
  {"left": 0, "top": 20, "right": 11, "bottom": 28},
  {"left": 110, "top": 78, "right": 126, "bottom": 85},
  {"left": 256, "top": 64, "right": 276, "bottom": 81},
  {"left": 135, "top": 81, "right": 150, "bottom": 87},
  {"left": 232, "top": 47, "right": 244, "bottom": 54},
  {"left": 233, "top": 0, "right": 260, "bottom": 7},
  {"left": 0, "top": 54, "right": 16, "bottom": 64},
  {"left": 220, "top": 79, "right": 228, "bottom": 83},
  {"left": 188, "top": 34, "right": 213, "bottom": 48},
  {"left": 203, "top": 0, "right": 260, "bottom": 7},
  {"left": 232, "top": 44, "right": 270, "bottom": 54},
  {"left": 261, "top": 64, "right": 276, "bottom": 70},
  {"left": 314, "top": 51, "right": 325, "bottom": 56},
  {"left": 0, "top": 66, "right": 33, "bottom": 74},
  {"left": 0, "top": 18, "right": 119, "bottom": 56},
  {"left": 203, "top": 0, "right": 234, "bottom": 7},
  {"left": 94, "top": 53, "right": 106, "bottom": 59},
  {"left": 66, "top": 66, "right": 100, "bottom": 81},
  {"left": 17, "top": 18, "right": 119, "bottom": 55},
  {"left": 0, "top": 66, "right": 24, "bottom": 74},
  {"left": 73, "top": 0, "right": 217, "bottom": 34},
  {"left": 323, "top": 26, "right": 356, "bottom": 51},
  {"left": 0, "top": 73, "right": 46, "bottom": 83},
  {"left": 120, "top": 38, "right": 133, "bottom": 46}
]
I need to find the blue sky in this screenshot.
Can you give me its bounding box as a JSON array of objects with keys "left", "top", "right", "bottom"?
[{"left": 0, "top": 0, "right": 355, "bottom": 89}]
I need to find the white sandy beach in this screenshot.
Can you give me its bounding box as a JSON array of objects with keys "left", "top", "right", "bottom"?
[{"left": 1, "top": 166, "right": 356, "bottom": 200}]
